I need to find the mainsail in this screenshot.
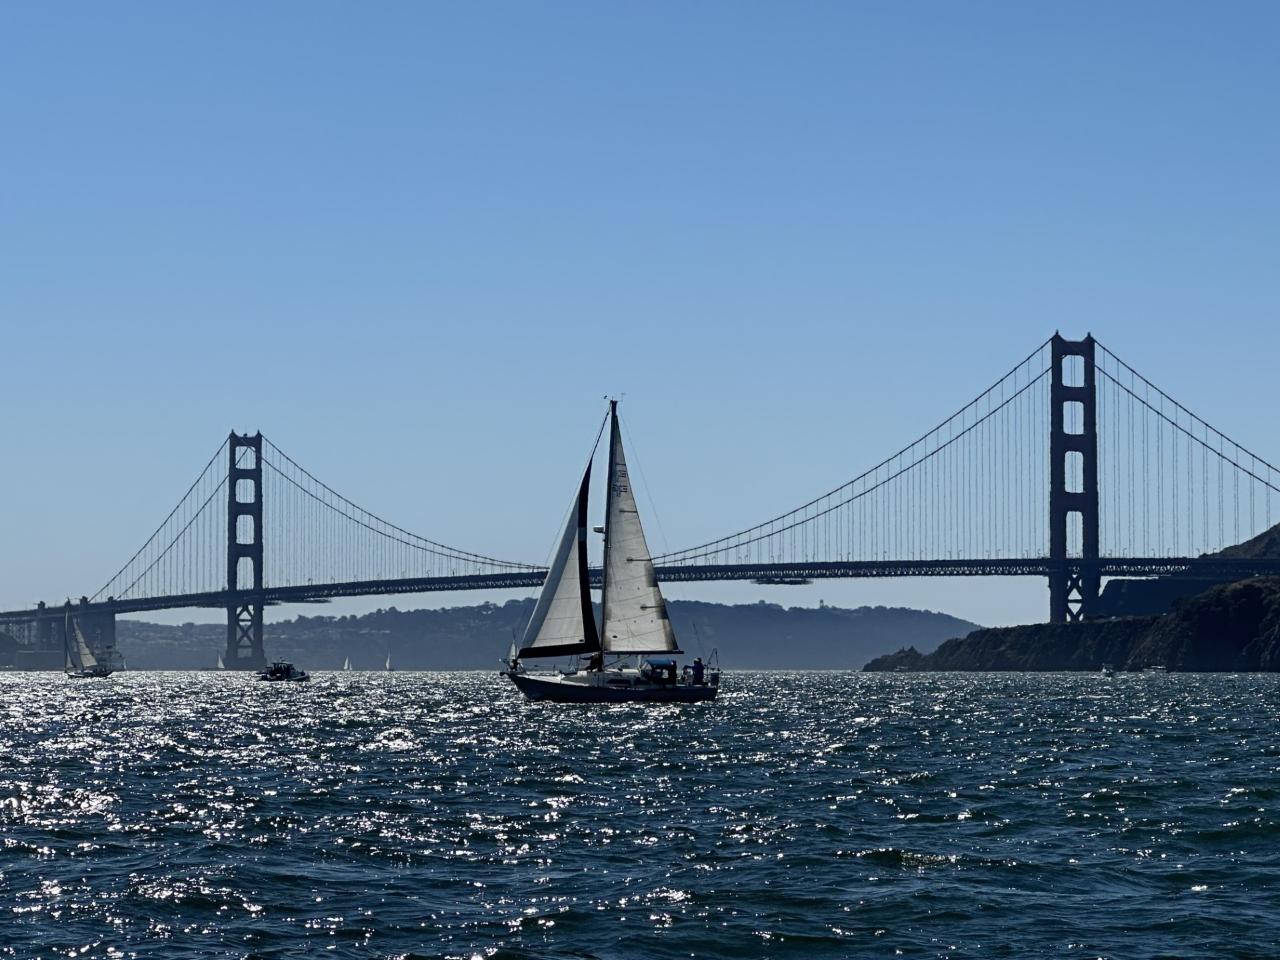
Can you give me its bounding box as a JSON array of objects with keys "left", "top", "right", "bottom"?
[
  {"left": 601, "top": 403, "right": 679, "bottom": 654},
  {"left": 517, "top": 463, "right": 601, "bottom": 660},
  {"left": 65, "top": 617, "right": 99, "bottom": 673}
]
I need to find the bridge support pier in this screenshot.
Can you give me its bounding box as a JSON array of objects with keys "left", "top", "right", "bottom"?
[
  {"left": 224, "top": 432, "right": 267, "bottom": 670},
  {"left": 35, "top": 602, "right": 53, "bottom": 650},
  {"left": 75, "top": 601, "right": 118, "bottom": 666},
  {"left": 1048, "top": 334, "right": 1100, "bottom": 622}
]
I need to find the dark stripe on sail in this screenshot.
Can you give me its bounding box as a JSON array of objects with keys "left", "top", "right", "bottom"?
[
  {"left": 517, "top": 461, "right": 600, "bottom": 661},
  {"left": 576, "top": 461, "right": 602, "bottom": 654},
  {"left": 516, "top": 640, "right": 601, "bottom": 660}
]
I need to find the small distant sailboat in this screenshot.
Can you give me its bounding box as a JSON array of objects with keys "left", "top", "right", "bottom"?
[
  {"left": 343, "top": 656, "right": 352, "bottom": 671},
  {"left": 385, "top": 651, "right": 393, "bottom": 672},
  {"left": 503, "top": 401, "right": 719, "bottom": 703},
  {"left": 64, "top": 610, "right": 114, "bottom": 679},
  {"left": 1100, "top": 663, "right": 1115, "bottom": 677},
  {"left": 217, "top": 653, "right": 225, "bottom": 670}
]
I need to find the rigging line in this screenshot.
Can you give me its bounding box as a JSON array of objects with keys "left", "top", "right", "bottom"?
[
  {"left": 533, "top": 406, "right": 611, "bottom": 572},
  {"left": 1128, "top": 369, "right": 1135, "bottom": 556},
  {"left": 655, "top": 343, "right": 1054, "bottom": 563},
  {"left": 92, "top": 438, "right": 230, "bottom": 601},
  {"left": 261, "top": 458, "right": 545, "bottom": 572},
  {"left": 1158, "top": 387, "right": 1165, "bottom": 555},
  {"left": 260, "top": 437, "right": 542, "bottom": 570},
  {"left": 616, "top": 417, "right": 670, "bottom": 552},
  {"left": 1202, "top": 426, "right": 1208, "bottom": 554},
  {"left": 1097, "top": 368, "right": 1280, "bottom": 496},
  {"left": 114, "top": 451, "right": 247, "bottom": 600},
  {"left": 1095, "top": 339, "right": 1280, "bottom": 479},
  {"left": 654, "top": 337, "right": 1054, "bottom": 561},
  {"left": 1113, "top": 373, "right": 1121, "bottom": 556},
  {"left": 664, "top": 368, "right": 1052, "bottom": 563},
  {"left": 1218, "top": 437, "right": 1224, "bottom": 546},
  {"left": 1225, "top": 454, "right": 1243, "bottom": 543},
  {"left": 1172, "top": 388, "right": 1178, "bottom": 555}
]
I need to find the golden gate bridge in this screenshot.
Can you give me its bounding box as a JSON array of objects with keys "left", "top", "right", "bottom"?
[{"left": 4, "top": 334, "right": 1279, "bottom": 668}]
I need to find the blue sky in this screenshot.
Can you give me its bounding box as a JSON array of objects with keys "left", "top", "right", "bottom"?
[{"left": 2, "top": 2, "right": 1278, "bottom": 627}]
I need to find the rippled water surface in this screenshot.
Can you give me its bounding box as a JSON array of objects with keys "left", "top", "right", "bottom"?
[{"left": 3, "top": 671, "right": 1280, "bottom": 958}]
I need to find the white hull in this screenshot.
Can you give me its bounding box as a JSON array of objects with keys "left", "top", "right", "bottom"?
[{"left": 66, "top": 667, "right": 114, "bottom": 679}]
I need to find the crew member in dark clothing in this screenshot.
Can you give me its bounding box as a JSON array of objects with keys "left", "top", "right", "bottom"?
[{"left": 691, "top": 657, "right": 704, "bottom": 685}]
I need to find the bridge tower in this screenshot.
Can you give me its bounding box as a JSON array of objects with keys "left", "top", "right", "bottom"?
[
  {"left": 224, "top": 432, "right": 267, "bottom": 669},
  {"left": 1049, "top": 334, "right": 1100, "bottom": 622}
]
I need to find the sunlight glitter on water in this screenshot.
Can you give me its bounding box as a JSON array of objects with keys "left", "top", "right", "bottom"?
[{"left": 1, "top": 671, "right": 1278, "bottom": 958}]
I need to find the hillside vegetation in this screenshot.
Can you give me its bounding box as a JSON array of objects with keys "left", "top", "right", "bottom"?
[
  {"left": 867, "top": 577, "right": 1280, "bottom": 672},
  {"left": 118, "top": 598, "right": 980, "bottom": 670}
]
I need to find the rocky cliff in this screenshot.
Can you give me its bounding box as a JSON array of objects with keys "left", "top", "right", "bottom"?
[{"left": 867, "top": 576, "right": 1280, "bottom": 672}]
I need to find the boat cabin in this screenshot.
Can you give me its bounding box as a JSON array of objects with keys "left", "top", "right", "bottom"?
[{"left": 641, "top": 658, "right": 678, "bottom": 684}]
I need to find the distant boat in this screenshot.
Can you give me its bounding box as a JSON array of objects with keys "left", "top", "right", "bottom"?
[
  {"left": 257, "top": 660, "right": 309, "bottom": 682},
  {"left": 1100, "top": 663, "right": 1116, "bottom": 677},
  {"left": 1143, "top": 664, "right": 1168, "bottom": 674},
  {"left": 503, "top": 401, "right": 719, "bottom": 703},
  {"left": 385, "top": 651, "right": 393, "bottom": 672},
  {"left": 343, "top": 656, "right": 351, "bottom": 671},
  {"left": 216, "top": 653, "right": 225, "bottom": 670},
  {"left": 65, "top": 610, "right": 113, "bottom": 679}
]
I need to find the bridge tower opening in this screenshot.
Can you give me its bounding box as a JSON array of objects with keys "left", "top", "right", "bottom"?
[
  {"left": 225, "top": 432, "right": 267, "bottom": 669},
  {"left": 1049, "top": 334, "right": 1100, "bottom": 622}
]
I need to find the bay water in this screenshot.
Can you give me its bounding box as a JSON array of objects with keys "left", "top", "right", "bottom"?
[{"left": 3, "top": 671, "right": 1277, "bottom": 958}]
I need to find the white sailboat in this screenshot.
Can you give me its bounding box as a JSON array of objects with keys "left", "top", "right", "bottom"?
[
  {"left": 343, "top": 656, "right": 352, "bottom": 671},
  {"left": 217, "top": 653, "right": 225, "bottom": 670},
  {"left": 385, "top": 651, "right": 393, "bottom": 671},
  {"left": 64, "top": 609, "right": 113, "bottom": 679},
  {"left": 504, "top": 402, "right": 719, "bottom": 703}
]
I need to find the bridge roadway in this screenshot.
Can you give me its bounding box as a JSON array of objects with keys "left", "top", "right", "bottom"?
[{"left": 4, "top": 556, "right": 1280, "bottom": 625}]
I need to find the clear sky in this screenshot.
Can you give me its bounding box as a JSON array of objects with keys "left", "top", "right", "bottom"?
[{"left": 3, "top": 2, "right": 1278, "bottom": 628}]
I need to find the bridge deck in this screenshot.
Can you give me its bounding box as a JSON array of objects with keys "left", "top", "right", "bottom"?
[{"left": 4, "top": 557, "right": 1280, "bottom": 623}]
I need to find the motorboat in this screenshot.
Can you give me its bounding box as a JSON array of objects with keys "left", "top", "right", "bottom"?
[{"left": 257, "top": 660, "right": 310, "bottom": 682}]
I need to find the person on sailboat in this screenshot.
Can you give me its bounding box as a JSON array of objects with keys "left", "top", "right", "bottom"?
[{"left": 691, "top": 657, "right": 705, "bottom": 685}]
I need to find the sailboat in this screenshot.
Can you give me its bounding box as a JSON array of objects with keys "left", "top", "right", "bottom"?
[
  {"left": 64, "top": 610, "right": 114, "bottom": 679},
  {"left": 385, "top": 651, "right": 393, "bottom": 672},
  {"left": 343, "top": 656, "right": 352, "bottom": 671},
  {"left": 503, "top": 401, "right": 719, "bottom": 703}
]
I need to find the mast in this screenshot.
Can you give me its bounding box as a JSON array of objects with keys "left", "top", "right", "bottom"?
[
  {"left": 63, "top": 607, "right": 73, "bottom": 674},
  {"left": 601, "top": 399, "right": 618, "bottom": 631}
]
